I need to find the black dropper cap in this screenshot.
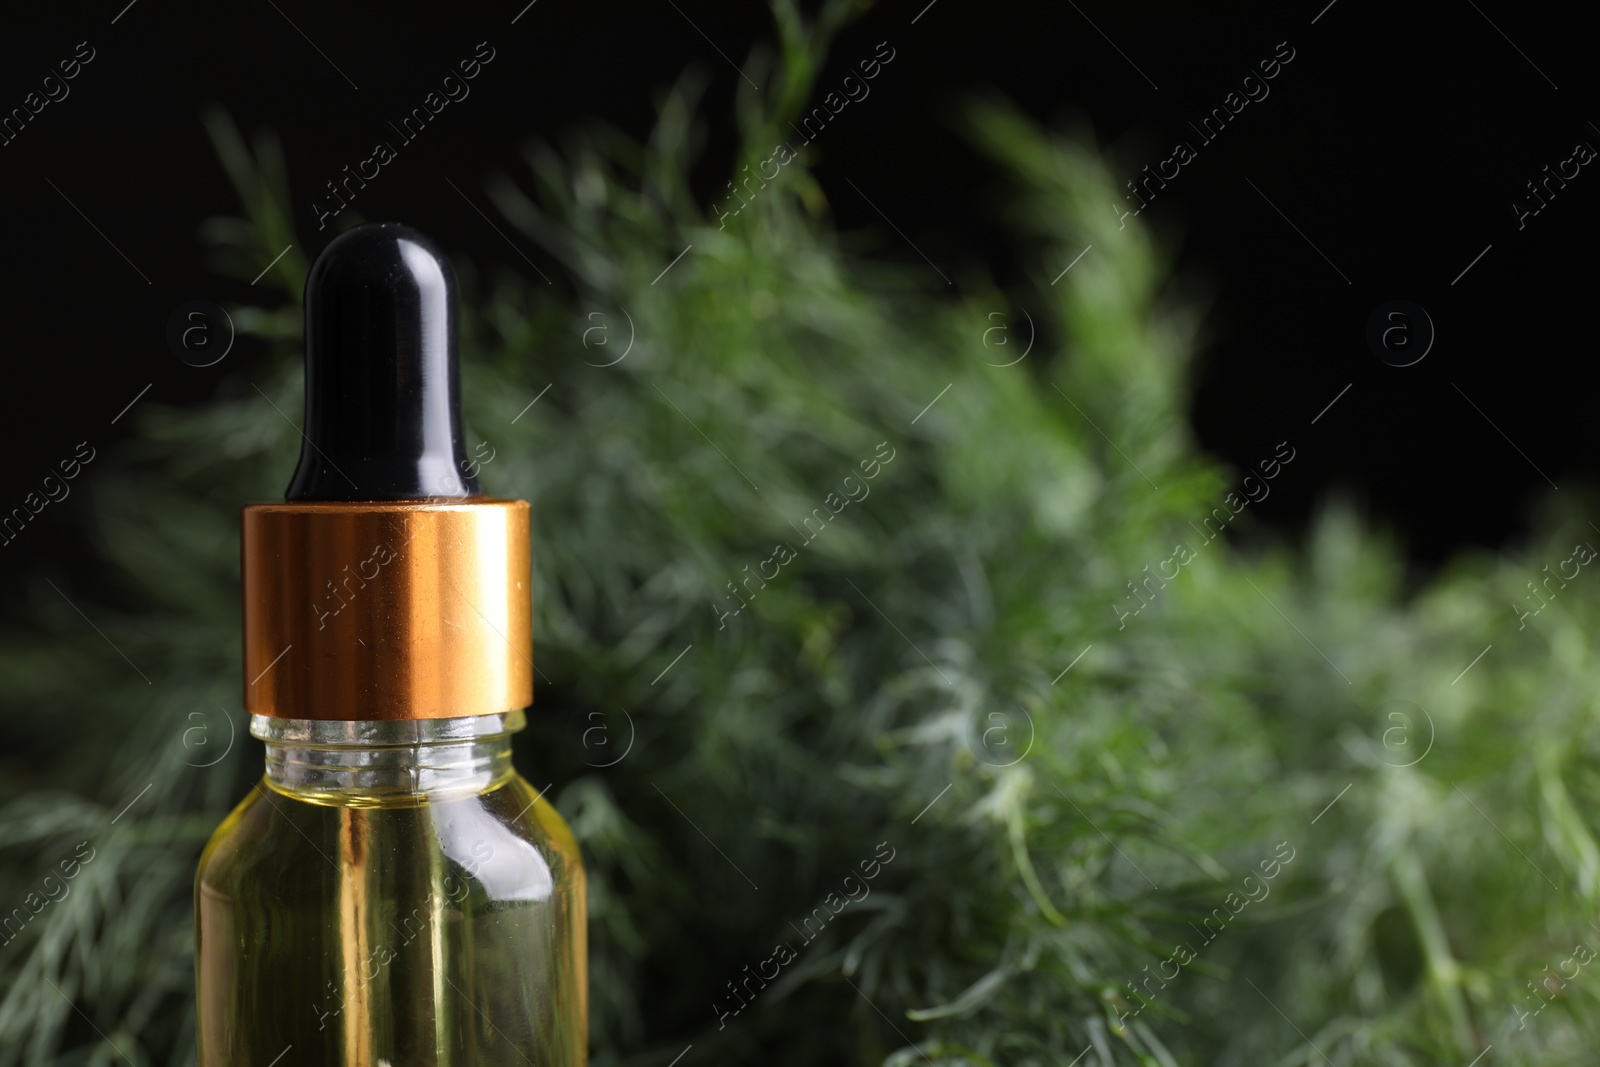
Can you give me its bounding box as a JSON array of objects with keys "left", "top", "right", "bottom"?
[{"left": 287, "top": 222, "right": 481, "bottom": 501}]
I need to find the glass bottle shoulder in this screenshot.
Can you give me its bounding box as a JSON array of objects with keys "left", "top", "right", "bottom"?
[{"left": 196, "top": 771, "right": 583, "bottom": 907}]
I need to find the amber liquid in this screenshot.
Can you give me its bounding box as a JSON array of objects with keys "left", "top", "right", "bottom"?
[{"left": 196, "top": 774, "right": 586, "bottom": 1067}]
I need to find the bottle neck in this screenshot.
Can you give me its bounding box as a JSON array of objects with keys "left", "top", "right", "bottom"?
[{"left": 251, "top": 710, "right": 524, "bottom": 805}]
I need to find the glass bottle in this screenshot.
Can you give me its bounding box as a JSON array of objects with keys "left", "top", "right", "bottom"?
[
  {"left": 198, "top": 222, "right": 586, "bottom": 1065},
  {"left": 196, "top": 711, "right": 587, "bottom": 1066}
]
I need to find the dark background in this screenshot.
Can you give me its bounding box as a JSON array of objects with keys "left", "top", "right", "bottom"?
[{"left": 1, "top": 0, "right": 1592, "bottom": 603}]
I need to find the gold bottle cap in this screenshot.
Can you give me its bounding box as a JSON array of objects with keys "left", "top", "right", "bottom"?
[{"left": 242, "top": 500, "right": 532, "bottom": 720}]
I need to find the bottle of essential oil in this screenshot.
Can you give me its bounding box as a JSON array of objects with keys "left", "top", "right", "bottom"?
[{"left": 196, "top": 223, "right": 586, "bottom": 1066}]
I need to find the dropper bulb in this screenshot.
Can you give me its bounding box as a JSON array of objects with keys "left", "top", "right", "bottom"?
[{"left": 287, "top": 222, "right": 480, "bottom": 501}]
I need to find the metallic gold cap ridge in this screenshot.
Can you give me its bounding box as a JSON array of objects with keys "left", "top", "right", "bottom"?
[{"left": 242, "top": 499, "right": 533, "bottom": 721}]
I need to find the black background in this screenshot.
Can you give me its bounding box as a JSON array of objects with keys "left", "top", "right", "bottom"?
[{"left": 0, "top": 0, "right": 1593, "bottom": 603}]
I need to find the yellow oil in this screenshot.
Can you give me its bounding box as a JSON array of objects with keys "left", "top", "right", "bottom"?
[{"left": 196, "top": 772, "right": 586, "bottom": 1066}]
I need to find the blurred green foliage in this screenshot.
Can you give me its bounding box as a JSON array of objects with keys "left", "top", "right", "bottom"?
[{"left": 3, "top": 3, "right": 1599, "bottom": 1065}]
